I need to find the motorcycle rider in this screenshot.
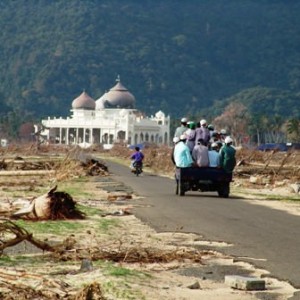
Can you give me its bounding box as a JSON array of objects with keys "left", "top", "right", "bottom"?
[{"left": 130, "top": 146, "right": 144, "bottom": 172}]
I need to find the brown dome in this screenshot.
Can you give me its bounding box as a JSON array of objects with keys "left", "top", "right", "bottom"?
[
  {"left": 72, "top": 91, "right": 95, "bottom": 110},
  {"left": 105, "top": 79, "right": 135, "bottom": 108}
]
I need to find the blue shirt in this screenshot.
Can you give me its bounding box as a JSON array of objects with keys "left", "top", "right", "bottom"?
[
  {"left": 174, "top": 141, "right": 193, "bottom": 168},
  {"left": 208, "top": 150, "right": 220, "bottom": 167}
]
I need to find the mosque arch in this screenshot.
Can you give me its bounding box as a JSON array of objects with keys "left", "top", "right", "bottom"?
[
  {"left": 164, "top": 132, "right": 168, "bottom": 144},
  {"left": 117, "top": 130, "right": 126, "bottom": 140},
  {"left": 155, "top": 134, "right": 159, "bottom": 143}
]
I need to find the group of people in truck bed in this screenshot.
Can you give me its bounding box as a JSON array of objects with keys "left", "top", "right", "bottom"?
[{"left": 172, "top": 118, "right": 236, "bottom": 174}]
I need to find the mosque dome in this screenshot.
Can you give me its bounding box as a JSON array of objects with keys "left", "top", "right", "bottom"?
[
  {"left": 104, "top": 76, "right": 135, "bottom": 108},
  {"left": 95, "top": 93, "right": 108, "bottom": 110},
  {"left": 155, "top": 110, "right": 165, "bottom": 118},
  {"left": 72, "top": 91, "right": 95, "bottom": 110}
]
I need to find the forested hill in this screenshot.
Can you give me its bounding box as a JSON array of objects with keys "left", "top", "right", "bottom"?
[{"left": 0, "top": 0, "right": 300, "bottom": 136}]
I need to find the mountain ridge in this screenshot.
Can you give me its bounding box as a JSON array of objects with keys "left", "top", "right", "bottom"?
[{"left": 0, "top": 1, "right": 299, "bottom": 137}]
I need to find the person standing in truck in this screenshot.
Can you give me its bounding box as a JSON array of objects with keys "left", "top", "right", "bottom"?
[
  {"left": 174, "top": 134, "right": 193, "bottom": 168},
  {"left": 171, "top": 136, "right": 180, "bottom": 165},
  {"left": 195, "top": 119, "right": 210, "bottom": 146},
  {"left": 219, "top": 136, "right": 236, "bottom": 175},
  {"left": 185, "top": 121, "right": 196, "bottom": 153},
  {"left": 208, "top": 142, "right": 220, "bottom": 167},
  {"left": 174, "top": 117, "right": 188, "bottom": 138},
  {"left": 192, "top": 138, "right": 209, "bottom": 167}
]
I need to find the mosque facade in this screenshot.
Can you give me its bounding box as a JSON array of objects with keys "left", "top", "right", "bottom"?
[{"left": 39, "top": 77, "right": 170, "bottom": 148}]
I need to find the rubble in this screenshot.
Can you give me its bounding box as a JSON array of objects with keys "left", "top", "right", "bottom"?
[{"left": 0, "top": 143, "right": 298, "bottom": 299}]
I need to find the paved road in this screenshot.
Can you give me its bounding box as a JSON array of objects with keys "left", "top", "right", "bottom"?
[{"left": 106, "top": 160, "right": 300, "bottom": 291}]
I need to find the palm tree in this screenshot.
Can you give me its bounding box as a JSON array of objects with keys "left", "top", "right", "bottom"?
[{"left": 287, "top": 118, "right": 300, "bottom": 142}]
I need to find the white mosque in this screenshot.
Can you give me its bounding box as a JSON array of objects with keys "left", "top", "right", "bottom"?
[{"left": 39, "top": 76, "right": 170, "bottom": 148}]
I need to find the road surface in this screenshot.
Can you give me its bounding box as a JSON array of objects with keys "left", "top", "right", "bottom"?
[{"left": 106, "top": 160, "right": 300, "bottom": 292}]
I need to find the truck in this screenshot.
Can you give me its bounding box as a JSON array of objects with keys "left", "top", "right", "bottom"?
[{"left": 175, "top": 167, "right": 232, "bottom": 197}]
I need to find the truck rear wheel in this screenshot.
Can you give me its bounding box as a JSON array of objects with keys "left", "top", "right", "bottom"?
[
  {"left": 218, "top": 183, "right": 230, "bottom": 198},
  {"left": 178, "top": 182, "right": 185, "bottom": 196}
]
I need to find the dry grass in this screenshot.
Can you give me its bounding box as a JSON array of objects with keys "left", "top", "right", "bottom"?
[{"left": 107, "top": 144, "right": 300, "bottom": 181}]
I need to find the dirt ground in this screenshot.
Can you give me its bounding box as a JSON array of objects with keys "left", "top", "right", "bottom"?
[{"left": 0, "top": 144, "right": 299, "bottom": 299}]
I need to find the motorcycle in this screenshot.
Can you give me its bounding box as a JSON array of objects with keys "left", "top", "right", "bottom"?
[{"left": 132, "top": 161, "right": 143, "bottom": 176}]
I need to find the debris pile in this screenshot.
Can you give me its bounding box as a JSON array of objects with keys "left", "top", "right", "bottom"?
[
  {"left": 0, "top": 157, "right": 56, "bottom": 171},
  {"left": 56, "top": 243, "right": 204, "bottom": 264},
  {"left": 81, "top": 158, "right": 108, "bottom": 176},
  {"left": 0, "top": 148, "right": 109, "bottom": 183},
  {"left": 55, "top": 151, "right": 109, "bottom": 181},
  {"left": 235, "top": 149, "right": 300, "bottom": 181},
  {"left": 0, "top": 270, "right": 107, "bottom": 300}
]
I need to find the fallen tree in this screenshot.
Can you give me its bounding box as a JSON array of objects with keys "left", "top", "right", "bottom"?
[
  {"left": 12, "top": 186, "right": 85, "bottom": 220},
  {"left": 0, "top": 219, "right": 55, "bottom": 254}
]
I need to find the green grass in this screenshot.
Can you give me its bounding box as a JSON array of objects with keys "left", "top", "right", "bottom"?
[
  {"left": 99, "top": 262, "right": 149, "bottom": 299},
  {"left": 58, "top": 181, "right": 94, "bottom": 199},
  {"left": 14, "top": 217, "right": 119, "bottom": 236},
  {"left": 97, "top": 218, "right": 119, "bottom": 232},
  {"left": 106, "top": 266, "right": 146, "bottom": 277},
  {"left": 77, "top": 204, "right": 103, "bottom": 216},
  {"left": 95, "top": 154, "right": 128, "bottom": 167},
  {"left": 0, "top": 255, "right": 45, "bottom": 267},
  {"left": 103, "top": 281, "right": 146, "bottom": 300},
  {"left": 95, "top": 260, "right": 151, "bottom": 279},
  {"left": 14, "top": 219, "right": 85, "bottom": 235},
  {"left": 265, "top": 195, "right": 300, "bottom": 201}
]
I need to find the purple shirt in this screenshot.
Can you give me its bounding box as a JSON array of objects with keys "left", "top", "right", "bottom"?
[
  {"left": 131, "top": 151, "right": 144, "bottom": 162},
  {"left": 195, "top": 127, "right": 210, "bottom": 145},
  {"left": 192, "top": 144, "right": 209, "bottom": 167}
]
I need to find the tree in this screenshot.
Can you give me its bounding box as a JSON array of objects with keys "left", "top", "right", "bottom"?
[
  {"left": 19, "top": 122, "right": 35, "bottom": 142},
  {"left": 263, "top": 115, "right": 286, "bottom": 143},
  {"left": 213, "top": 102, "right": 249, "bottom": 146},
  {"left": 286, "top": 118, "right": 300, "bottom": 142},
  {"left": 248, "top": 114, "right": 269, "bottom": 145}
]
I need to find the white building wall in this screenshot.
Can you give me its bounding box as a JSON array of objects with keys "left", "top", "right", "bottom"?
[{"left": 41, "top": 108, "right": 170, "bottom": 147}]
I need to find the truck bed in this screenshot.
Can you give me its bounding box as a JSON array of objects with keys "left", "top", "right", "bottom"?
[
  {"left": 175, "top": 167, "right": 232, "bottom": 197},
  {"left": 175, "top": 167, "right": 232, "bottom": 182}
]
